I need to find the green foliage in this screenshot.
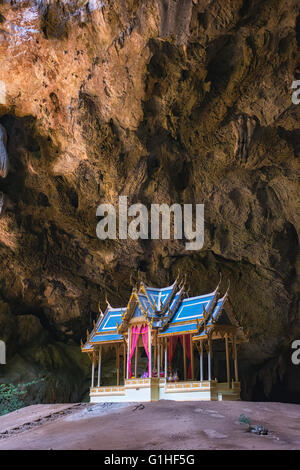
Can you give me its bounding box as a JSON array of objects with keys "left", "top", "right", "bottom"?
[
  {"left": 0, "top": 379, "right": 44, "bottom": 416},
  {"left": 239, "top": 413, "right": 251, "bottom": 425}
]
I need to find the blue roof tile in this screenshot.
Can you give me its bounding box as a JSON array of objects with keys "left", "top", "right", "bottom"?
[
  {"left": 170, "top": 292, "right": 215, "bottom": 324},
  {"left": 82, "top": 282, "right": 231, "bottom": 351}
]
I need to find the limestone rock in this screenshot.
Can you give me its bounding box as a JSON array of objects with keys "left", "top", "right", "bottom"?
[{"left": 0, "top": 0, "right": 299, "bottom": 402}]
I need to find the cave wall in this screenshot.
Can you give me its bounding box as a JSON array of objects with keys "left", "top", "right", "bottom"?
[{"left": 0, "top": 0, "right": 299, "bottom": 403}]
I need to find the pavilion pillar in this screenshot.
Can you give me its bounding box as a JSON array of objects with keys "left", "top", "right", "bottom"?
[
  {"left": 154, "top": 336, "right": 157, "bottom": 373},
  {"left": 183, "top": 335, "right": 187, "bottom": 381},
  {"left": 164, "top": 337, "right": 168, "bottom": 379},
  {"left": 157, "top": 338, "right": 160, "bottom": 378},
  {"left": 190, "top": 334, "right": 194, "bottom": 380},
  {"left": 126, "top": 327, "right": 130, "bottom": 379},
  {"left": 199, "top": 341, "right": 203, "bottom": 382},
  {"left": 233, "top": 334, "right": 239, "bottom": 382},
  {"left": 116, "top": 344, "right": 120, "bottom": 386},
  {"left": 207, "top": 339, "right": 212, "bottom": 381},
  {"left": 134, "top": 344, "right": 138, "bottom": 378},
  {"left": 225, "top": 334, "right": 231, "bottom": 387},
  {"left": 123, "top": 341, "right": 126, "bottom": 383},
  {"left": 97, "top": 346, "right": 102, "bottom": 387},
  {"left": 148, "top": 326, "right": 152, "bottom": 378},
  {"left": 91, "top": 353, "right": 95, "bottom": 388}
]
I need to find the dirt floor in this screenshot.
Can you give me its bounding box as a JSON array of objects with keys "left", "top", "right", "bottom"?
[{"left": 0, "top": 400, "right": 299, "bottom": 450}]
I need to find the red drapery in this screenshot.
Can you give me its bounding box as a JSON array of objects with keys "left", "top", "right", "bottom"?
[
  {"left": 180, "top": 335, "right": 192, "bottom": 379},
  {"left": 167, "top": 334, "right": 192, "bottom": 379},
  {"left": 167, "top": 336, "right": 179, "bottom": 364}
]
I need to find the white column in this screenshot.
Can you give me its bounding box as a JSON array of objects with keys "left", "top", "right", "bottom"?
[
  {"left": 164, "top": 337, "right": 168, "bottom": 379},
  {"left": 97, "top": 347, "right": 102, "bottom": 387},
  {"left": 199, "top": 341, "right": 203, "bottom": 382},
  {"left": 126, "top": 327, "right": 130, "bottom": 379},
  {"left": 208, "top": 340, "right": 212, "bottom": 381},
  {"left": 148, "top": 325, "right": 152, "bottom": 378},
  {"left": 134, "top": 345, "right": 138, "bottom": 378},
  {"left": 208, "top": 352, "right": 211, "bottom": 381},
  {"left": 157, "top": 339, "right": 160, "bottom": 377},
  {"left": 91, "top": 356, "right": 95, "bottom": 388}
]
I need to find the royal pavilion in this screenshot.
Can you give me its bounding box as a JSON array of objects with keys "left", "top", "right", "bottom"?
[{"left": 81, "top": 275, "right": 248, "bottom": 402}]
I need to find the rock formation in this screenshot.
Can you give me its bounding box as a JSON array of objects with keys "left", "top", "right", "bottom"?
[
  {"left": 0, "top": 124, "right": 8, "bottom": 179},
  {"left": 0, "top": 0, "right": 299, "bottom": 403}
]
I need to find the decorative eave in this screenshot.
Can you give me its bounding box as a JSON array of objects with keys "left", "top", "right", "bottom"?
[
  {"left": 139, "top": 282, "right": 156, "bottom": 311},
  {"left": 81, "top": 338, "right": 94, "bottom": 353},
  {"left": 193, "top": 282, "right": 247, "bottom": 343},
  {"left": 194, "top": 303, "right": 211, "bottom": 336},
  {"left": 208, "top": 276, "right": 222, "bottom": 315},
  {"left": 223, "top": 298, "right": 240, "bottom": 327},
  {"left": 159, "top": 286, "right": 185, "bottom": 331},
  {"left": 90, "top": 299, "right": 112, "bottom": 338},
  {"left": 159, "top": 276, "right": 181, "bottom": 316},
  {"left": 212, "top": 290, "right": 229, "bottom": 324},
  {"left": 117, "top": 288, "right": 141, "bottom": 333}
]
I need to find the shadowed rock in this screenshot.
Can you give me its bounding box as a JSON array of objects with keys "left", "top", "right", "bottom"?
[{"left": 0, "top": 123, "right": 8, "bottom": 178}]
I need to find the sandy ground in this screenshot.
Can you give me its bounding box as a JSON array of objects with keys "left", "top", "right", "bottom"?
[
  {"left": 0, "top": 403, "right": 82, "bottom": 434},
  {"left": 0, "top": 400, "right": 299, "bottom": 450}
]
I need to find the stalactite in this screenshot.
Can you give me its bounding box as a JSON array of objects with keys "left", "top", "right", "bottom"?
[{"left": 0, "top": 123, "right": 8, "bottom": 178}]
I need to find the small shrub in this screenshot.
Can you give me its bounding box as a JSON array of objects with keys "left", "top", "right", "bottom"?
[
  {"left": 0, "top": 379, "right": 44, "bottom": 416},
  {"left": 239, "top": 413, "right": 251, "bottom": 425}
]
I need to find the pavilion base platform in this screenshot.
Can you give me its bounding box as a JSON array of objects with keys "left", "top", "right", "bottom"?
[{"left": 89, "top": 379, "right": 241, "bottom": 403}]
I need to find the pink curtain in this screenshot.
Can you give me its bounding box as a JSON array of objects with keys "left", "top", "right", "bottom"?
[
  {"left": 128, "top": 326, "right": 140, "bottom": 378},
  {"left": 180, "top": 335, "right": 192, "bottom": 379},
  {"left": 141, "top": 324, "right": 150, "bottom": 376}
]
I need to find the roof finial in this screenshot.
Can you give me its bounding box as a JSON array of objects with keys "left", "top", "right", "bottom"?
[
  {"left": 225, "top": 278, "right": 230, "bottom": 297},
  {"left": 215, "top": 271, "right": 222, "bottom": 292},
  {"left": 105, "top": 292, "right": 112, "bottom": 308}
]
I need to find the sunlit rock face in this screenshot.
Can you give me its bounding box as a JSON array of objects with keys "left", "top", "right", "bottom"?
[{"left": 0, "top": 0, "right": 299, "bottom": 403}]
